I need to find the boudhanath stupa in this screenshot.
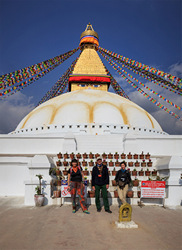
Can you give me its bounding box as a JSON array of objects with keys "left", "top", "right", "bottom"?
[{"left": 0, "top": 24, "right": 181, "bottom": 207}]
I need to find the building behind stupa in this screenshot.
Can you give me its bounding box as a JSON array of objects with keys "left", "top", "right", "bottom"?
[{"left": 0, "top": 24, "right": 181, "bottom": 207}]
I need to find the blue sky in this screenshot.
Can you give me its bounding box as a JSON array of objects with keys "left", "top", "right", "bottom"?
[{"left": 0, "top": 0, "right": 182, "bottom": 134}]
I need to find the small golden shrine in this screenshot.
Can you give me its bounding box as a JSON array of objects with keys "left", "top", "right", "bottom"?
[{"left": 119, "top": 203, "right": 132, "bottom": 222}]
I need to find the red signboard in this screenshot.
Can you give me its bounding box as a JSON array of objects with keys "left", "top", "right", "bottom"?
[{"left": 141, "top": 181, "right": 166, "bottom": 198}]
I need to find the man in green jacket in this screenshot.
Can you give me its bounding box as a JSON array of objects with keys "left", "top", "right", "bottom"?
[{"left": 92, "top": 157, "right": 112, "bottom": 213}]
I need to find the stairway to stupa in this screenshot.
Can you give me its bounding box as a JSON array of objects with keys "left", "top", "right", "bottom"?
[{"left": 50, "top": 152, "right": 159, "bottom": 206}]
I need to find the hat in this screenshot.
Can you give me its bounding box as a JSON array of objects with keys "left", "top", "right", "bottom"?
[
  {"left": 71, "top": 158, "right": 78, "bottom": 163},
  {"left": 96, "top": 156, "right": 102, "bottom": 161}
]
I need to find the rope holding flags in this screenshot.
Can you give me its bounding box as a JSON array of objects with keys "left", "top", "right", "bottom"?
[
  {"left": 99, "top": 50, "right": 182, "bottom": 121},
  {"left": 113, "top": 56, "right": 182, "bottom": 96},
  {"left": 37, "top": 55, "right": 80, "bottom": 106},
  {"left": 101, "top": 63, "right": 129, "bottom": 99},
  {"left": 100, "top": 51, "right": 182, "bottom": 111},
  {"left": 0, "top": 48, "right": 79, "bottom": 98},
  {"left": 0, "top": 48, "right": 79, "bottom": 89},
  {"left": 98, "top": 47, "right": 182, "bottom": 93}
]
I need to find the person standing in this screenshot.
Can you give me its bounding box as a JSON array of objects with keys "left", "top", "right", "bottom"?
[
  {"left": 68, "top": 159, "right": 90, "bottom": 214},
  {"left": 115, "top": 161, "right": 131, "bottom": 204},
  {"left": 92, "top": 157, "right": 112, "bottom": 213}
]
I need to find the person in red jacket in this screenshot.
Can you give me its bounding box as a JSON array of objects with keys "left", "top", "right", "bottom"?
[
  {"left": 92, "top": 157, "right": 112, "bottom": 213},
  {"left": 68, "top": 159, "right": 90, "bottom": 214}
]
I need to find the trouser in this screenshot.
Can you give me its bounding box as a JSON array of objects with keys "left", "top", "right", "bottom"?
[
  {"left": 95, "top": 184, "right": 109, "bottom": 211},
  {"left": 117, "top": 184, "right": 128, "bottom": 204},
  {"left": 70, "top": 182, "right": 87, "bottom": 211}
]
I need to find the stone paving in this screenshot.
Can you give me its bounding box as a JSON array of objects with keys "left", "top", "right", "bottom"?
[{"left": 0, "top": 197, "right": 182, "bottom": 250}]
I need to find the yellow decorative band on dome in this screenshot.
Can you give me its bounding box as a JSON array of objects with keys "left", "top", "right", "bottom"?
[{"left": 80, "top": 36, "right": 99, "bottom": 46}]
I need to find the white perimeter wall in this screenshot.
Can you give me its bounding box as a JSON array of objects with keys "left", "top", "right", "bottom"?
[
  {"left": 0, "top": 133, "right": 182, "bottom": 205},
  {"left": 0, "top": 133, "right": 182, "bottom": 156},
  {"left": 0, "top": 157, "right": 30, "bottom": 196}
]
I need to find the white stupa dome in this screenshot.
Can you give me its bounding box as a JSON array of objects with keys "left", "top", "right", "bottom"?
[{"left": 14, "top": 89, "right": 163, "bottom": 135}]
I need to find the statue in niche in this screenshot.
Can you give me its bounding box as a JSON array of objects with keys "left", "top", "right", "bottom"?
[{"left": 119, "top": 203, "right": 132, "bottom": 222}]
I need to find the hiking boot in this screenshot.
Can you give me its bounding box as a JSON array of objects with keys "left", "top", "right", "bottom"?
[
  {"left": 105, "top": 209, "right": 112, "bottom": 213},
  {"left": 83, "top": 210, "right": 90, "bottom": 214}
]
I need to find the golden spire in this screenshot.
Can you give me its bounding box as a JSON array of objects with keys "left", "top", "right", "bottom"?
[
  {"left": 80, "top": 23, "right": 99, "bottom": 40},
  {"left": 80, "top": 23, "right": 99, "bottom": 46}
]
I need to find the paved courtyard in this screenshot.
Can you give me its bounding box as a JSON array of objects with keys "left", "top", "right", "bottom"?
[{"left": 0, "top": 197, "right": 181, "bottom": 250}]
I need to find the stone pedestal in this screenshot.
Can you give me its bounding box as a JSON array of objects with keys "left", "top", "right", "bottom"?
[{"left": 115, "top": 221, "right": 138, "bottom": 229}]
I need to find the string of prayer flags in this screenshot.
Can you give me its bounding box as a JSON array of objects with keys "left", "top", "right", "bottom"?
[
  {"left": 0, "top": 48, "right": 79, "bottom": 91},
  {"left": 0, "top": 48, "right": 79, "bottom": 98},
  {"left": 37, "top": 56, "right": 80, "bottom": 106},
  {"left": 98, "top": 47, "right": 182, "bottom": 93},
  {"left": 101, "top": 53, "right": 182, "bottom": 111},
  {"left": 99, "top": 51, "right": 182, "bottom": 121},
  {"left": 113, "top": 57, "right": 182, "bottom": 96}
]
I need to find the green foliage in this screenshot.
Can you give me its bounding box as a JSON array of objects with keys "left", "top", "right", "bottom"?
[
  {"left": 36, "top": 174, "right": 43, "bottom": 180},
  {"left": 148, "top": 176, "right": 169, "bottom": 181},
  {"left": 35, "top": 174, "right": 43, "bottom": 195},
  {"left": 35, "top": 186, "right": 41, "bottom": 195}
]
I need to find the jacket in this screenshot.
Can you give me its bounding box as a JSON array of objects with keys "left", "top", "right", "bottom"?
[
  {"left": 115, "top": 169, "right": 131, "bottom": 185},
  {"left": 92, "top": 164, "right": 109, "bottom": 186}
]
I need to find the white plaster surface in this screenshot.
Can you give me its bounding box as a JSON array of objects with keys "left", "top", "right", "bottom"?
[
  {"left": 15, "top": 89, "right": 162, "bottom": 132},
  {"left": 156, "top": 156, "right": 182, "bottom": 206},
  {"left": 0, "top": 157, "right": 30, "bottom": 196},
  {"left": 115, "top": 220, "right": 138, "bottom": 228}
]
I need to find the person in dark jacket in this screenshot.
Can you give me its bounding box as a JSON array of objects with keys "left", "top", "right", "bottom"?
[
  {"left": 92, "top": 157, "right": 112, "bottom": 213},
  {"left": 115, "top": 161, "right": 131, "bottom": 204}
]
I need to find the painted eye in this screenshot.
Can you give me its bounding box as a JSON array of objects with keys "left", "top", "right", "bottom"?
[{"left": 78, "top": 84, "right": 85, "bottom": 87}]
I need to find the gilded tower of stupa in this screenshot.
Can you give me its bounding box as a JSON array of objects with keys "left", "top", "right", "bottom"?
[{"left": 69, "top": 23, "right": 110, "bottom": 92}]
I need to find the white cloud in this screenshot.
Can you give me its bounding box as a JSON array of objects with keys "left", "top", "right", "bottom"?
[
  {"left": 151, "top": 109, "right": 182, "bottom": 135},
  {"left": 0, "top": 92, "right": 35, "bottom": 134},
  {"left": 169, "top": 62, "right": 182, "bottom": 78}
]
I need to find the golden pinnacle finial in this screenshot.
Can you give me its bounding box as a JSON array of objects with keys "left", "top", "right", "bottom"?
[
  {"left": 85, "top": 23, "right": 94, "bottom": 31},
  {"left": 80, "top": 23, "right": 99, "bottom": 40}
]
